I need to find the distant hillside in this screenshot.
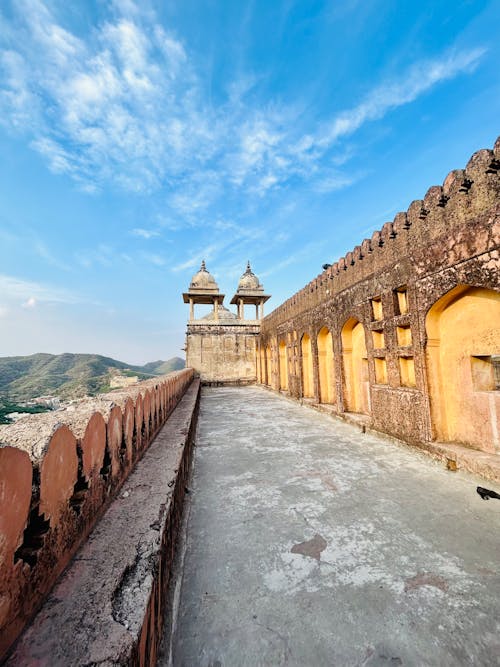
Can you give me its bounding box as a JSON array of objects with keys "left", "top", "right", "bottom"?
[
  {"left": 141, "top": 358, "right": 185, "bottom": 374},
  {"left": 0, "top": 353, "right": 185, "bottom": 402}
]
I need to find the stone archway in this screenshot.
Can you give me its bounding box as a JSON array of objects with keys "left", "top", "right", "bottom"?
[
  {"left": 425, "top": 285, "right": 500, "bottom": 451},
  {"left": 265, "top": 345, "right": 272, "bottom": 386},
  {"left": 259, "top": 346, "right": 267, "bottom": 384},
  {"left": 279, "top": 340, "right": 288, "bottom": 391},
  {"left": 317, "top": 326, "right": 335, "bottom": 404},
  {"left": 341, "top": 318, "right": 370, "bottom": 414},
  {"left": 301, "top": 333, "right": 314, "bottom": 398}
]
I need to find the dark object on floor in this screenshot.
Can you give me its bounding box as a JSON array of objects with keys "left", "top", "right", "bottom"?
[{"left": 477, "top": 486, "right": 500, "bottom": 500}]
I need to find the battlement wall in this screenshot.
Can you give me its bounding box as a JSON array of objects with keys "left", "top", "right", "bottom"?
[
  {"left": 0, "top": 369, "right": 194, "bottom": 660},
  {"left": 263, "top": 138, "right": 500, "bottom": 329},
  {"left": 259, "top": 137, "right": 500, "bottom": 459}
]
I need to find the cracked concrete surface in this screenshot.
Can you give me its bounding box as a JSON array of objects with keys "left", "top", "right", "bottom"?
[{"left": 165, "top": 386, "right": 500, "bottom": 667}]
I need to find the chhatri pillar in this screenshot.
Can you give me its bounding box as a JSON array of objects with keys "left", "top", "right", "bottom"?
[{"left": 230, "top": 261, "right": 270, "bottom": 322}]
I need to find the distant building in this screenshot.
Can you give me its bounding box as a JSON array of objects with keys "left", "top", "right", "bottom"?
[
  {"left": 109, "top": 374, "right": 139, "bottom": 389},
  {"left": 183, "top": 261, "right": 270, "bottom": 383}
]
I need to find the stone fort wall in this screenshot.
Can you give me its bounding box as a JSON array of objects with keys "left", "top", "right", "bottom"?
[
  {"left": 0, "top": 369, "right": 194, "bottom": 661},
  {"left": 259, "top": 137, "right": 500, "bottom": 453},
  {"left": 186, "top": 323, "right": 259, "bottom": 384}
]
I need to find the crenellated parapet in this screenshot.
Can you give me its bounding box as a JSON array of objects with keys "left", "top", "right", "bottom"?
[
  {"left": 264, "top": 137, "right": 500, "bottom": 328},
  {"left": 0, "top": 369, "right": 194, "bottom": 660},
  {"left": 258, "top": 137, "right": 500, "bottom": 454}
]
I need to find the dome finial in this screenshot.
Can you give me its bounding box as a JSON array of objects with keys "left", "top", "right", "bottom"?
[
  {"left": 200, "top": 259, "right": 207, "bottom": 271},
  {"left": 246, "top": 260, "right": 252, "bottom": 273}
]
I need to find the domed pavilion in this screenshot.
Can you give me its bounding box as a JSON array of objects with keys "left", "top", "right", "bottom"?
[
  {"left": 230, "top": 261, "right": 270, "bottom": 320},
  {"left": 182, "top": 260, "right": 225, "bottom": 321},
  {"left": 182, "top": 260, "right": 271, "bottom": 383}
]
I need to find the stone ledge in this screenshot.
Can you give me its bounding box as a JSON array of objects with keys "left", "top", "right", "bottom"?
[
  {"left": 6, "top": 379, "right": 201, "bottom": 667},
  {"left": 414, "top": 439, "right": 500, "bottom": 484},
  {"left": 270, "top": 389, "right": 500, "bottom": 485}
]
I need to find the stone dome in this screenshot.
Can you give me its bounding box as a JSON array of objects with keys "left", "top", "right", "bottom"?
[
  {"left": 189, "top": 260, "right": 219, "bottom": 290},
  {"left": 201, "top": 305, "right": 237, "bottom": 321},
  {"left": 237, "top": 261, "right": 262, "bottom": 291}
]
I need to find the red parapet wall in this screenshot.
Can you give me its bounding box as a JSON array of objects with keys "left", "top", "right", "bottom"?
[{"left": 0, "top": 369, "right": 194, "bottom": 661}]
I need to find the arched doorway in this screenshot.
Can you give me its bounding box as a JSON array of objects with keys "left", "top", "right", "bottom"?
[
  {"left": 426, "top": 286, "right": 500, "bottom": 451},
  {"left": 260, "top": 346, "right": 267, "bottom": 384},
  {"left": 279, "top": 340, "right": 288, "bottom": 391},
  {"left": 301, "top": 333, "right": 314, "bottom": 398},
  {"left": 341, "top": 318, "right": 370, "bottom": 414},
  {"left": 265, "top": 345, "right": 272, "bottom": 386},
  {"left": 317, "top": 326, "right": 335, "bottom": 403}
]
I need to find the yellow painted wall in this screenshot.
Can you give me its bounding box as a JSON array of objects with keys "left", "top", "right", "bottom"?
[
  {"left": 317, "top": 327, "right": 335, "bottom": 403},
  {"left": 265, "top": 345, "right": 272, "bottom": 386},
  {"left": 279, "top": 341, "right": 288, "bottom": 390},
  {"left": 342, "top": 319, "right": 370, "bottom": 414},
  {"left": 301, "top": 334, "right": 314, "bottom": 398},
  {"left": 426, "top": 286, "right": 500, "bottom": 452}
]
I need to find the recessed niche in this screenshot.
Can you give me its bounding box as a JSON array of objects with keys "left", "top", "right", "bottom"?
[
  {"left": 396, "top": 325, "right": 412, "bottom": 347},
  {"left": 395, "top": 287, "right": 408, "bottom": 315},
  {"left": 371, "top": 297, "right": 383, "bottom": 321},
  {"left": 374, "top": 357, "right": 388, "bottom": 384},
  {"left": 399, "top": 356, "right": 416, "bottom": 387},
  {"left": 372, "top": 330, "right": 385, "bottom": 349}
]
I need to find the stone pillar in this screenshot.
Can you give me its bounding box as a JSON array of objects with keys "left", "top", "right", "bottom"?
[
  {"left": 189, "top": 298, "right": 194, "bottom": 321},
  {"left": 239, "top": 298, "right": 244, "bottom": 320},
  {"left": 214, "top": 299, "right": 219, "bottom": 321}
]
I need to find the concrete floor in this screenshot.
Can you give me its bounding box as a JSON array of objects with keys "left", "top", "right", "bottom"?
[{"left": 163, "top": 386, "right": 500, "bottom": 667}]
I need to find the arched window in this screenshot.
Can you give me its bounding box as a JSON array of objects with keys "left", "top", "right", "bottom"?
[
  {"left": 317, "top": 327, "right": 335, "bottom": 404},
  {"left": 341, "top": 318, "right": 370, "bottom": 414},
  {"left": 279, "top": 340, "right": 288, "bottom": 391},
  {"left": 301, "top": 333, "right": 314, "bottom": 398},
  {"left": 426, "top": 286, "right": 500, "bottom": 451}
]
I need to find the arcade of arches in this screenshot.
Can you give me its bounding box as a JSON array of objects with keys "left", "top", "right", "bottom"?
[{"left": 258, "top": 284, "right": 500, "bottom": 456}]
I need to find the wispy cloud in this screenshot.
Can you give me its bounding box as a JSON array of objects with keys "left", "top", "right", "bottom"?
[
  {"left": 142, "top": 252, "right": 166, "bottom": 266},
  {"left": 172, "top": 244, "right": 221, "bottom": 272},
  {"left": 34, "top": 240, "right": 71, "bottom": 271},
  {"left": 130, "top": 227, "right": 160, "bottom": 239},
  {"left": 0, "top": 0, "right": 486, "bottom": 220},
  {"left": 0, "top": 273, "right": 82, "bottom": 304},
  {"left": 259, "top": 241, "right": 325, "bottom": 279},
  {"left": 312, "top": 172, "right": 358, "bottom": 194},
  {"left": 74, "top": 243, "right": 130, "bottom": 269},
  {"left": 318, "top": 48, "right": 486, "bottom": 147},
  {"left": 22, "top": 296, "right": 37, "bottom": 308}
]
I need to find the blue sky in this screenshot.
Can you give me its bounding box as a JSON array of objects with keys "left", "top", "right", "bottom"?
[{"left": 0, "top": 0, "right": 499, "bottom": 364}]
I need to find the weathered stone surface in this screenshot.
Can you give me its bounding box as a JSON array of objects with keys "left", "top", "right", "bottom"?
[
  {"left": 6, "top": 379, "right": 200, "bottom": 667},
  {"left": 259, "top": 137, "right": 500, "bottom": 456},
  {"left": 165, "top": 386, "right": 500, "bottom": 666},
  {"left": 0, "top": 370, "right": 194, "bottom": 661},
  {"left": 186, "top": 323, "right": 260, "bottom": 383}
]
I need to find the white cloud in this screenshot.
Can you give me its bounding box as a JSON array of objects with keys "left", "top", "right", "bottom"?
[
  {"left": 312, "top": 172, "right": 357, "bottom": 194},
  {"left": 74, "top": 244, "right": 116, "bottom": 268},
  {"left": 319, "top": 48, "right": 486, "bottom": 147},
  {"left": 171, "top": 244, "right": 222, "bottom": 272},
  {"left": 0, "top": 274, "right": 81, "bottom": 304},
  {"left": 130, "top": 227, "right": 160, "bottom": 239},
  {"left": 0, "top": 1, "right": 486, "bottom": 213},
  {"left": 143, "top": 253, "right": 166, "bottom": 266}
]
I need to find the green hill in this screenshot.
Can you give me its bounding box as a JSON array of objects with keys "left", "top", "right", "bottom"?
[
  {"left": 0, "top": 353, "right": 185, "bottom": 402},
  {"left": 141, "top": 358, "right": 185, "bottom": 374}
]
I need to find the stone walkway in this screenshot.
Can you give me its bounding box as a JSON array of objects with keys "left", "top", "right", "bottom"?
[{"left": 163, "top": 386, "right": 500, "bottom": 667}]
